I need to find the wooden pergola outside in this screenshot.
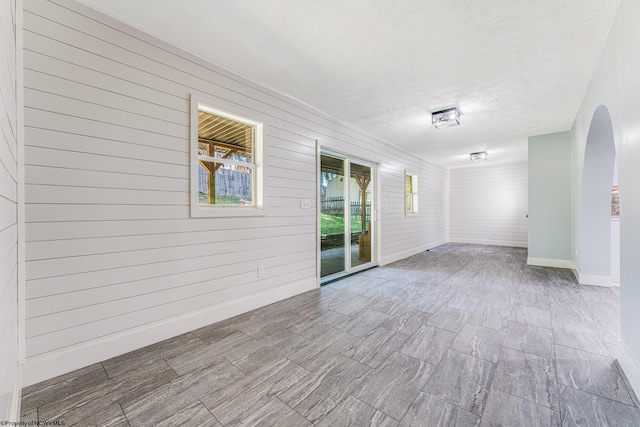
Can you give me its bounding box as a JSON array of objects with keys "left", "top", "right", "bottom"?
[{"left": 197, "top": 110, "right": 253, "bottom": 204}]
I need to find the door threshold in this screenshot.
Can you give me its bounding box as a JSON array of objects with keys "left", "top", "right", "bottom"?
[{"left": 321, "top": 266, "right": 378, "bottom": 286}]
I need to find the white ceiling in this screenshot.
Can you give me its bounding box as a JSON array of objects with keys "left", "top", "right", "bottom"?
[{"left": 78, "top": 0, "right": 619, "bottom": 168}]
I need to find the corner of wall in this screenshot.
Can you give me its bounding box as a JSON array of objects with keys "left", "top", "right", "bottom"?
[
  {"left": 16, "top": 0, "right": 25, "bottom": 368},
  {"left": 611, "top": 340, "right": 640, "bottom": 401},
  {"left": 526, "top": 257, "right": 574, "bottom": 270},
  {"left": 572, "top": 268, "right": 614, "bottom": 287},
  {"left": 8, "top": 367, "right": 22, "bottom": 422}
]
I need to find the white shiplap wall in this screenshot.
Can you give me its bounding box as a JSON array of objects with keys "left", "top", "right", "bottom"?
[
  {"left": 449, "top": 162, "right": 528, "bottom": 247},
  {"left": 22, "top": 0, "right": 448, "bottom": 385},
  {"left": 380, "top": 160, "right": 449, "bottom": 264},
  {"left": 0, "top": 0, "right": 20, "bottom": 420}
]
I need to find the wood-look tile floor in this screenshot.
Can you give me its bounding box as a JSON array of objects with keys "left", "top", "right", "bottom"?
[{"left": 21, "top": 244, "right": 640, "bottom": 426}]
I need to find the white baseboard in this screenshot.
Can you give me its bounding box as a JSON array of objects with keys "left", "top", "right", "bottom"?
[
  {"left": 7, "top": 366, "right": 21, "bottom": 422},
  {"left": 527, "top": 257, "right": 574, "bottom": 269},
  {"left": 571, "top": 268, "right": 580, "bottom": 283},
  {"left": 381, "top": 239, "right": 448, "bottom": 265},
  {"left": 610, "top": 340, "right": 640, "bottom": 400},
  {"left": 23, "top": 279, "right": 317, "bottom": 387},
  {"left": 449, "top": 238, "right": 528, "bottom": 248},
  {"left": 573, "top": 270, "right": 613, "bottom": 287},
  {"left": 612, "top": 272, "right": 620, "bottom": 284}
]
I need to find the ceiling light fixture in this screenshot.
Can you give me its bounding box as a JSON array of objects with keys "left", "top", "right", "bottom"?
[
  {"left": 432, "top": 107, "right": 460, "bottom": 129},
  {"left": 470, "top": 151, "right": 488, "bottom": 161}
]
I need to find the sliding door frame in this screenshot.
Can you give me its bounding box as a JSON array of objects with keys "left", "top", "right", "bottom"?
[{"left": 317, "top": 143, "right": 380, "bottom": 284}]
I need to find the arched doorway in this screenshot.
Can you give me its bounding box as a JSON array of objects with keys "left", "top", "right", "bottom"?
[{"left": 578, "top": 105, "right": 617, "bottom": 286}]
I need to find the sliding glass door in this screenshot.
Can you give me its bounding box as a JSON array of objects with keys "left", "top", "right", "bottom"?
[
  {"left": 320, "top": 153, "right": 376, "bottom": 282},
  {"left": 320, "top": 154, "right": 346, "bottom": 277}
]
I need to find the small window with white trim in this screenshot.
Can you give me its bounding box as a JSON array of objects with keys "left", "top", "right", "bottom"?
[
  {"left": 406, "top": 172, "right": 418, "bottom": 214},
  {"left": 191, "top": 97, "right": 264, "bottom": 217}
]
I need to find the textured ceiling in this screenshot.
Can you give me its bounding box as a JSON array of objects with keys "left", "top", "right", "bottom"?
[{"left": 78, "top": 0, "right": 619, "bottom": 167}]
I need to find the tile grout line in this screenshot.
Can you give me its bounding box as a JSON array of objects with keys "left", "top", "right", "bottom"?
[
  {"left": 199, "top": 398, "right": 223, "bottom": 426},
  {"left": 118, "top": 403, "right": 132, "bottom": 427}
]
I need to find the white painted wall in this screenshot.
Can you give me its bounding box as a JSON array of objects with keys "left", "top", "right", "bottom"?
[
  {"left": 570, "top": 0, "right": 640, "bottom": 395},
  {"left": 380, "top": 159, "right": 448, "bottom": 264},
  {"left": 612, "top": 161, "right": 620, "bottom": 283},
  {"left": 21, "top": 0, "right": 448, "bottom": 385},
  {"left": 449, "top": 162, "right": 528, "bottom": 247},
  {"left": 611, "top": 218, "right": 620, "bottom": 283},
  {"left": 527, "top": 132, "right": 572, "bottom": 267},
  {"left": 577, "top": 106, "right": 616, "bottom": 286},
  {"left": 0, "top": 0, "right": 21, "bottom": 420}
]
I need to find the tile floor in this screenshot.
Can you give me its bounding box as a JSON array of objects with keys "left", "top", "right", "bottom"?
[{"left": 20, "top": 244, "right": 640, "bottom": 426}]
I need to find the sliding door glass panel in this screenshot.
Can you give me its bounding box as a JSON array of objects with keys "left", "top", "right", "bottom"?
[
  {"left": 350, "top": 162, "right": 372, "bottom": 268},
  {"left": 320, "top": 155, "right": 346, "bottom": 278}
]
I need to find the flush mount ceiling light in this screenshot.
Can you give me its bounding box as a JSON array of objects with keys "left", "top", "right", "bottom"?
[
  {"left": 470, "top": 151, "right": 488, "bottom": 161},
  {"left": 432, "top": 107, "right": 460, "bottom": 129}
]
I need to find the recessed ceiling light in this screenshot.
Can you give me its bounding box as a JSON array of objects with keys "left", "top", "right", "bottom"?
[
  {"left": 470, "top": 151, "right": 488, "bottom": 161},
  {"left": 432, "top": 107, "right": 460, "bottom": 129}
]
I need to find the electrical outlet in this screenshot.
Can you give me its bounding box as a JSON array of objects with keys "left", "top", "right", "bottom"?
[
  {"left": 300, "top": 199, "right": 310, "bottom": 209},
  {"left": 257, "top": 266, "right": 264, "bottom": 277}
]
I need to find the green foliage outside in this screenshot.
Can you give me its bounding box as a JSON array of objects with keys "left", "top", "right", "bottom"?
[
  {"left": 321, "top": 213, "right": 362, "bottom": 235},
  {"left": 215, "top": 195, "right": 251, "bottom": 205},
  {"left": 199, "top": 192, "right": 251, "bottom": 205}
]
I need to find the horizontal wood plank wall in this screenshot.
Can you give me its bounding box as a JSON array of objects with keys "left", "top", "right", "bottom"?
[
  {"left": 22, "top": 0, "right": 448, "bottom": 385},
  {"left": 449, "top": 162, "right": 528, "bottom": 247},
  {"left": 0, "top": 0, "right": 20, "bottom": 419},
  {"left": 380, "top": 160, "right": 448, "bottom": 264}
]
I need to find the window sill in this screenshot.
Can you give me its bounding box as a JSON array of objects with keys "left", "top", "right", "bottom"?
[{"left": 191, "top": 206, "right": 267, "bottom": 218}]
